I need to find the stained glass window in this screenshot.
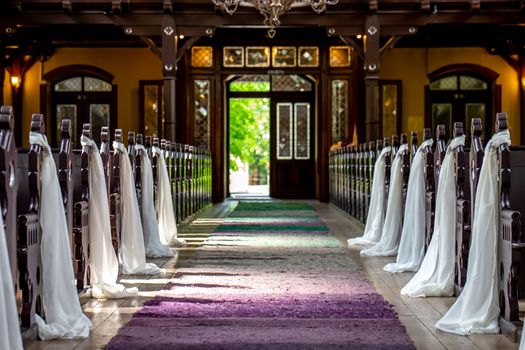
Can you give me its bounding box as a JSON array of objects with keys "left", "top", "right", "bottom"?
[
  {"left": 223, "top": 47, "right": 244, "bottom": 67},
  {"left": 272, "top": 47, "right": 296, "bottom": 67},
  {"left": 331, "top": 80, "right": 348, "bottom": 144},
  {"left": 276, "top": 103, "right": 293, "bottom": 160},
  {"left": 271, "top": 75, "right": 312, "bottom": 92},
  {"left": 84, "top": 77, "right": 112, "bottom": 91},
  {"left": 294, "top": 103, "right": 310, "bottom": 160},
  {"left": 246, "top": 47, "right": 270, "bottom": 67},
  {"left": 191, "top": 46, "right": 214, "bottom": 67},
  {"left": 329, "top": 46, "right": 352, "bottom": 67},
  {"left": 298, "top": 47, "right": 319, "bottom": 67},
  {"left": 54, "top": 77, "right": 82, "bottom": 92},
  {"left": 194, "top": 80, "right": 211, "bottom": 149}
]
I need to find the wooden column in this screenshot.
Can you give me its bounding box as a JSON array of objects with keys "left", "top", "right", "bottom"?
[
  {"left": 162, "top": 15, "right": 178, "bottom": 141},
  {"left": 364, "top": 15, "right": 380, "bottom": 142}
]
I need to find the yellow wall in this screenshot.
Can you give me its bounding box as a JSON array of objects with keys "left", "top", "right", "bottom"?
[
  {"left": 20, "top": 48, "right": 162, "bottom": 146},
  {"left": 2, "top": 70, "right": 13, "bottom": 107},
  {"left": 380, "top": 47, "right": 521, "bottom": 143}
]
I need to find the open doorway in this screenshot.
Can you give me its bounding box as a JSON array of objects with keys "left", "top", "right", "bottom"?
[
  {"left": 227, "top": 74, "right": 316, "bottom": 199},
  {"left": 228, "top": 75, "right": 271, "bottom": 197}
]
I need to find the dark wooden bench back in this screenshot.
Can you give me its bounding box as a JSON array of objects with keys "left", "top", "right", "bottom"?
[
  {"left": 434, "top": 124, "right": 447, "bottom": 190},
  {"left": 0, "top": 106, "right": 18, "bottom": 290},
  {"left": 453, "top": 122, "right": 471, "bottom": 295},
  {"left": 56, "top": 119, "right": 74, "bottom": 265},
  {"left": 383, "top": 137, "right": 392, "bottom": 204},
  {"left": 135, "top": 133, "right": 143, "bottom": 212},
  {"left": 72, "top": 124, "right": 91, "bottom": 291},
  {"left": 410, "top": 131, "right": 418, "bottom": 162},
  {"left": 423, "top": 127, "right": 435, "bottom": 251},
  {"left": 109, "top": 129, "right": 123, "bottom": 255},
  {"left": 100, "top": 126, "right": 111, "bottom": 195},
  {"left": 495, "top": 112, "right": 525, "bottom": 338},
  {"left": 400, "top": 133, "right": 410, "bottom": 201},
  {"left": 17, "top": 113, "right": 45, "bottom": 330},
  {"left": 469, "top": 118, "right": 484, "bottom": 224}
]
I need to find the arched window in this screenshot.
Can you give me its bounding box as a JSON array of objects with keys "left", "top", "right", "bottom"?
[
  {"left": 426, "top": 64, "right": 499, "bottom": 140},
  {"left": 42, "top": 65, "right": 117, "bottom": 146}
]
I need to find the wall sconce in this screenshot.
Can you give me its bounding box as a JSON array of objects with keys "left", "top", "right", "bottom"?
[{"left": 10, "top": 75, "right": 21, "bottom": 90}]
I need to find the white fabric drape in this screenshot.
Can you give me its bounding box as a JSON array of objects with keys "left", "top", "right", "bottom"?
[
  {"left": 80, "top": 136, "right": 138, "bottom": 299},
  {"left": 436, "top": 130, "right": 510, "bottom": 335},
  {"left": 135, "top": 144, "right": 174, "bottom": 258},
  {"left": 361, "top": 144, "right": 409, "bottom": 257},
  {"left": 348, "top": 146, "right": 391, "bottom": 246},
  {"left": 0, "top": 206, "right": 23, "bottom": 349},
  {"left": 384, "top": 139, "right": 434, "bottom": 272},
  {"left": 30, "top": 132, "right": 92, "bottom": 340},
  {"left": 401, "top": 135, "right": 465, "bottom": 298},
  {"left": 152, "top": 146, "right": 187, "bottom": 247},
  {"left": 112, "top": 141, "right": 164, "bottom": 275}
]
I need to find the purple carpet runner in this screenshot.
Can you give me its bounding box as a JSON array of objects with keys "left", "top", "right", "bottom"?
[{"left": 106, "top": 201, "right": 416, "bottom": 349}]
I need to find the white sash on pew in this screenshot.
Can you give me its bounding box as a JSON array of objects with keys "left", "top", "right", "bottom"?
[
  {"left": 152, "top": 146, "right": 187, "bottom": 247},
  {"left": 135, "top": 144, "right": 174, "bottom": 258},
  {"left": 436, "top": 130, "right": 510, "bottom": 335},
  {"left": 30, "top": 132, "right": 92, "bottom": 340},
  {"left": 348, "top": 146, "right": 391, "bottom": 246},
  {"left": 401, "top": 135, "right": 465, "bottom": 297},
  {"left": 80, "top": 136, "right": 138, "bottom": 299},
  {"left": 112, "top": 141, "right": 164, "bottom": 275},
  {"left": 384, "top": 139, "right": 433, "bottom": 272},
  {"left": 361, "top": 143, "right": 408, "bottom": 257},
  {"left": 0, "top": 206, "right": 23, "bottom": 349}
]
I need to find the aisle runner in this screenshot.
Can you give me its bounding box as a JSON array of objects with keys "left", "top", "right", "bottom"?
[{"left": 106, "top": 201, "right": 415, "bottom": 350}]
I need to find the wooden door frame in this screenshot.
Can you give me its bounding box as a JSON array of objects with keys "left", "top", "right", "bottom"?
[
  {"left": 224, "top": 74, "right": 317, "bottom": 199},
  {"left": 269, "top": 92, "right": 316, "bottom": 198},
  {"left": 40, "top": 64, "right": 117, "bottom": 145},
  {"left": 424, "top": 63, "right": 500, "bottom": 137}
]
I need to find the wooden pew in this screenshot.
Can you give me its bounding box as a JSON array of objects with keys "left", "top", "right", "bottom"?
[
  {"left": 17, "top": 114, "right": 45, "bottom": 334},
  {"left": 73, "top": 124, "right": 91, "bottom": 291},
  {"left": 410, "top": 131, "right": 418, "bottom": 162},
  {"left": 383, "top": 137, "right": 392, "bottom": 210},
  {"left": 400, "top": 133, "right": 410, "bottom": 202},
  {"left": 425, "top": 125, "right": 445, "bottom": 250},
  {"left": 100, "top": 126, "right": 120, "bottom": 255},
  {"left": 55, "top": 120, "right": 74, "bottom": 268},
  {"left": 367, "top": 141, "right": 376, "bottom": 219},
  {"left": 453, "top": 122, "right": 471, "bottom": 295},
  {"left": 109, "top": 129, "right": 123, "bottom": 256},
  {"left": 434, "top": 124, "right": 447, "bottom": 191},
  {"left": 357, "top": 144, "right": 364, "bottom": 222},
  {"left": 350, "top": 145, "right": 356, "bottom": 217},
  {"left": 100, "top": 126, "right": 111, "bottom": 195},
  {"left": 188, "top": 145, "right": 194, "bottom": 218},
  {"left": 134, "top": 133, "right": 143, "bottom": 214},
  {"left": 149, "top": 137, "right": 159, "bottom": 204},
  {"left": 0, "top": 106, "right": 18, "bottom": 291},
  {"left": 496, "top": 113, "right": 525, "bottom": 339},
  {"left": 469, "top": 118, "right": 484, "bottom": 231}
]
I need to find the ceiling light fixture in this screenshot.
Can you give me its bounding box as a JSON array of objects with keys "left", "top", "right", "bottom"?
[{"left": 212, "top": 0, "right": 339, "bottom": 37}]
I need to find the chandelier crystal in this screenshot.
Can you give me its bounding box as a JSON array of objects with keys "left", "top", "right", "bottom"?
[{"left": 212, "top": 0, "right": 339, "bottom": 29}]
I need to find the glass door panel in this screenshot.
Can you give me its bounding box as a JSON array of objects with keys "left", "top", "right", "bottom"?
[
  {"left": 432, "top": 103, "right": 452, "bottom": 136},
  {"left": 56, "top": 104, "right": 78, "bottom": 146},
  {"left": 89, "top": 104, "right": 110, "bottom": 144},
  {"left": 276, "top": 103, "right": 293, "bottom": 160},
  {"left": 294, "top": 103, "right": 310, "bottom": 160}
]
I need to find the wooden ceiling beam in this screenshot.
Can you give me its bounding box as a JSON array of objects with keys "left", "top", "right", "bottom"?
[{"left": 1, "top": 12, "right": 525, "bottom": 31}]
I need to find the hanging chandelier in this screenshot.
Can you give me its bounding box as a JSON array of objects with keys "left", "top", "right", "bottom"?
[{"left": 212, "top": 0, "right": 339, "bottom": 31}]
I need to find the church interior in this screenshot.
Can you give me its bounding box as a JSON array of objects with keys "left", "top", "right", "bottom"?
[{"left": 1, "top": 0, "right": 525, "bottom": 349}]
